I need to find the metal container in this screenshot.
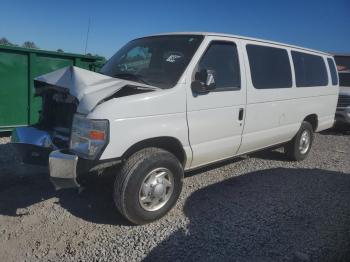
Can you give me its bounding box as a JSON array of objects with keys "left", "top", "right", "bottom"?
[{"left": 0, "top": 45, "right": 103, "bottom": 131}]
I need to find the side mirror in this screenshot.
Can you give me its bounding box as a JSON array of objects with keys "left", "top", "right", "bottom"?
[{"left": 191, "top": 69, "right": 216, "bottom": 94}]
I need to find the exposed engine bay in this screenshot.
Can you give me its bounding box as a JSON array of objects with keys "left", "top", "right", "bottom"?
[
  {"left": 36, "top": 87, "right": 78, "bottom": 148},
  {"left": 34, "top": 83, "right": 154, "bottom": 148}
]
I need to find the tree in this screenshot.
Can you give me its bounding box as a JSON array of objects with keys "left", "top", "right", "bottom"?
[
  {"left": 22, "top": 41, "right": 39, "bottom": 49},
  {"left": 57, "top": 49, "right": 64, "bottom": 52},
  {"left": 93, "top": 54, "right": 106, "bottom": 61},
  {"left": 0, "top": 37, "right": 15, "bottom": 46}
]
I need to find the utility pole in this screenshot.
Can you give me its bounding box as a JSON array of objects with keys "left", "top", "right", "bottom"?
[{"left": 84, "top": 17, "right": 91, "bottom": 54}]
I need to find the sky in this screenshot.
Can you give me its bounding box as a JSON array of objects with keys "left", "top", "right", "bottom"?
[{"left": 0, "top": 0, "right": 349, "bottom": 59}]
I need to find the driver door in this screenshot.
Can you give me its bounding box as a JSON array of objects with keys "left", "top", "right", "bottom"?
[{"left": 186, "top": 37, "right": 246, "bottom": 168}]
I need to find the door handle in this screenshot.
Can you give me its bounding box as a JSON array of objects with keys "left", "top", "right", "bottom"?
[{"left": 238, "top": 108, "right": 244, "bottom": 121}]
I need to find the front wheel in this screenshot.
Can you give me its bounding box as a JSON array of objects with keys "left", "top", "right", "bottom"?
[{"left": 113, "top": 148, "right": 183, "bottom": 225}]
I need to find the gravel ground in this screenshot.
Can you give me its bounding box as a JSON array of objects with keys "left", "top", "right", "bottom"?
[{"left": 0, "top": 130, "right": 350, "bottom": 262}]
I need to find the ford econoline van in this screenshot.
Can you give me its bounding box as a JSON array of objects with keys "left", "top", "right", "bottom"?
[{"left": 12, "top": 33, "right": 339, "bottom": 224}]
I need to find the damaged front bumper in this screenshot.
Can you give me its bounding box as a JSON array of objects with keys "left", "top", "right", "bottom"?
[
  {"left": 11, "top": 126, "right": 121, "bottom": 190},
  {"left": 49, "top": 150, "right": 122, "bottom": 190},
  {"left": 49, "top": 150, "right": 80, "bottom": 189},
  {"left": 11, "top": 126, "right": 55, "bottom": 165},
  {"left": 11, "top": 126, "right": 78, "bottom": 189}
]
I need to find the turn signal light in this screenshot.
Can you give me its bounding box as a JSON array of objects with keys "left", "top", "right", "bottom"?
[{"left": 89, "top": 130, "right": 105, "bottom": 140}]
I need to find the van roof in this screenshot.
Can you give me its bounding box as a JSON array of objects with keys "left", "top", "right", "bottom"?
[{"left": 146, "top": 32, "right": 330, "bottom": 56}]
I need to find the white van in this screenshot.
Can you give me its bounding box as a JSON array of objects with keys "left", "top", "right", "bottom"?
[{"left": 12, "top": 33, "right": 339, "bottom": 224}]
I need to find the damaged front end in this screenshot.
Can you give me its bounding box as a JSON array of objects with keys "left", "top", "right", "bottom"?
[
  {"left": 11, "top": 66, "right": 157, "bottom": 189},
  {"left": 11, "top": 86, "right": 77, "bottom": 166},
  {"left": 11, "top": 82, "right": 80, "bottom": 189}
]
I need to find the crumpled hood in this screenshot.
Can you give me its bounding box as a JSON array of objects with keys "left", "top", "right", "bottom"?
[{"left": 34, "top": 66, "right": 158, "bottom": 114}]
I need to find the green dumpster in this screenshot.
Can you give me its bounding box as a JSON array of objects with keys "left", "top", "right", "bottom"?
[{"left": 0, "top": 45, "right": 103, "bottom": 131}]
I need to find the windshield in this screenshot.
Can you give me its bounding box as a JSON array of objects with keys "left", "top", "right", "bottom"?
[{"left": 100, "top": 35, "right": 204, "bottom": 89}]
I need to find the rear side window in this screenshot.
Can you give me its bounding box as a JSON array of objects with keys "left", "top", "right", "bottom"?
[
  {"left": 196, "top": 41, "right": 241, "bottom": 90},
  {"left": 291, "top": 51, "right": 328, "bottom": 87},
  {"left": 246, "top": 44, "right": 292, "bottom": 89},
  {"left": 327, "top": 58, "right": 338, "bottom": 85}
]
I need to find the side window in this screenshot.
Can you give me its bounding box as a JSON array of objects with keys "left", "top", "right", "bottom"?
[
  {"left": 246, "top": 44, "right": 292, "bottom": 89},
  {"left": 327, "top": 58, "right": 339, "bottom": 85},
  {"left": 196, "top": 41, "right": 241, "bottom": 90},
  {"left": 291, "top": 51, "right": 328, "bottom": 87}
]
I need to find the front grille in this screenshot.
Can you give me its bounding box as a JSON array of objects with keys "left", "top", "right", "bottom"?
[{"left": 337, "top": 95, "right": 350, "bottom": 108}]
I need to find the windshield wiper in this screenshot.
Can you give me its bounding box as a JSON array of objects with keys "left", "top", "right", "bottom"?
[{"left": 113, "top": 73, "right": 150, "bottom": 85}]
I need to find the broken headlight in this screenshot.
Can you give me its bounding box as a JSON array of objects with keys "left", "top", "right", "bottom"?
[{"left": 70, "top": 114, "right": 109, "bottom": 160}]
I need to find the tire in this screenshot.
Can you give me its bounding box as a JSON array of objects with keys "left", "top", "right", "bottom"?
[
  {"left": 285, "top": 121, "right": 314, "bottom": 161},
  {"left": 114, "top": 148, "right": 184, "bottom": 225}
]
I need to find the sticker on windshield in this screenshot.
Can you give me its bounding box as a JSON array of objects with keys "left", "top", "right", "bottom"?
[{"left": 164, "top": 52, "right": 184, "bottom": 63}]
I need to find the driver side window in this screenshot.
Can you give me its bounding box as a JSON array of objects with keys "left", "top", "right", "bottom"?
[{"left": 196, "top": 41, "right": 241, "bottom": 90}]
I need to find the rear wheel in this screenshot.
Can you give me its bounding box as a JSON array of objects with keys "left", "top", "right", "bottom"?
[
  {"left": 113, "top": 148, "right": 183, "bottom": 225},
  {"left": 285, "top": 121, "right": 314, "bottom": 161}
]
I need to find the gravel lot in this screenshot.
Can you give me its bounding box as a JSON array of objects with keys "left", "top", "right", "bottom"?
[{"left": 0, "top": 130, "right": 350, "bottom": 262}]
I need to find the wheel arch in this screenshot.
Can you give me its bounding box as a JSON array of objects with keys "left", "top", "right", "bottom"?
[
  {"left": 303, "top": 114, "right": 318, "bottom": 131},
  {"left": 122, "top": 136, "right": 187, "bottom": 167}
]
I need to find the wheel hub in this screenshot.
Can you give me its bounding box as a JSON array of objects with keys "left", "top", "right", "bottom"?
[
  {"left": 299, "top": 130, "right": 311, "bottom": 154},
  {"left": 139, "top": 167, "right": 174, "bottom": 211},
  {"left": 153, "top": 184, "right": 166, "bottom": 198}
]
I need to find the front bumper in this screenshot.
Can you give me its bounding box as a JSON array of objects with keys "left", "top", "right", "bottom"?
[
  {"left": 11, "top": 127, "right": 121, "bottom": 190},
  {"left": 11, "top": 126, "right": 54, "bottom": 165},
  {"left": 49, "top": 150, "right": 80, "bottom": 190},
  {"left": 335, "top": 107, "right": 350, "bottom": 124},
  {"left": 49, "top": 149, "right": 123, "bottom": 190}
]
